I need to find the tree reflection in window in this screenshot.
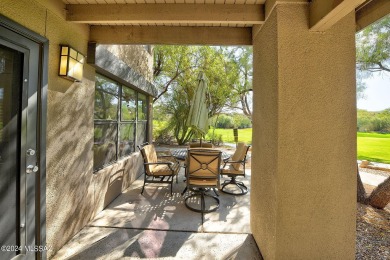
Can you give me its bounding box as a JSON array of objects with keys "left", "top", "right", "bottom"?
[
  {"left": 121, "top": 87, "right": 136, "bottom": 121},
  {"left": 93, "top": 123, "right": 117, "bottom": 170},
  {"left": 136, "top": 123, "right": 147, "bottom": 146},
  {"left": 94, "top": 76, "right": 119, "bottom": 120},
  {"left": 138, "top": 93, "right": 147, "bottom": 120},
  {"left": 119, "top": 123, "right": 135, "bottom": 158}
]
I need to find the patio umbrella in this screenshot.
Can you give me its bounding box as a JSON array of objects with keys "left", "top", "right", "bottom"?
[{"left": 186, "top": 72, "right": 209, "bottom": 143}]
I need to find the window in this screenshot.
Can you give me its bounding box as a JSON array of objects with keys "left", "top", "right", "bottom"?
[{"left": 94, "top": 74, "right": 149, "bottom": 171}]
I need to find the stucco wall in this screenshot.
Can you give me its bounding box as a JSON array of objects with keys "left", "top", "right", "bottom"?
[
  {"left": 104, "top": 45, "right": 154, "bottom": 82},
  {"left": 1, "top": 1, "right": 150, "bottom": 258},
  {"left": 251, "top": 7, "right": 278, "bottom": 260},
  {"left": 251, "top": 3, "right": 356, "bottom": 259}
]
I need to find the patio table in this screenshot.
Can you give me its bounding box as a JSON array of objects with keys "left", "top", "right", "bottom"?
[{"left": 171, "top": 148, "right": 231, "bottom": 162}]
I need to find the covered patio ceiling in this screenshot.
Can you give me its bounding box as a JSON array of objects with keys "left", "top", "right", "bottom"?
[{"left": 61, "top": 0, "right": 390, "bottom": 45}]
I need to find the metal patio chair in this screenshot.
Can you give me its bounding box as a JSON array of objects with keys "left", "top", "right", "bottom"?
[
  {"left": 138, "top": 143, "right": 180, "bottom": 196},
  {"left": 221, "top": 142, "right": 251, "bottom": 195},
  {"left": 184, "top": 149, "right": 222, "bottom": 220},
  {"left": 189, "top": 142, "right": 213, "bottom": 148}
]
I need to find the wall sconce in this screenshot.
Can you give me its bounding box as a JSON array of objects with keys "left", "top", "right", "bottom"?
[{"left": 59, "top": 45, "right": 85, "bottom": 82}]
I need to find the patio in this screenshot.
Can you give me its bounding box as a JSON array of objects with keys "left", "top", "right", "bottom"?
[
  {"left": 3, "top": 0, "right": 384, "bottom": 258},
  {"left": 51, "top": 149, "right": 261, "bottom": 259}
]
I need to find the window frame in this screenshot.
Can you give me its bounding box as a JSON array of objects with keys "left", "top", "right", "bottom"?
[{"left": 94, "top": 73, "right": 149, "bottom": 172}]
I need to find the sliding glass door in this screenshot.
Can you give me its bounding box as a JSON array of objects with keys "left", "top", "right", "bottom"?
[{"left": 0, "top": 25, "right": 40, "bottom": 260}]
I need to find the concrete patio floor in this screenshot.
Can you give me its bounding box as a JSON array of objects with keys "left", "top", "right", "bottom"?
[{"left": 51, "top": 165, "right": 262, "bottom": 259}]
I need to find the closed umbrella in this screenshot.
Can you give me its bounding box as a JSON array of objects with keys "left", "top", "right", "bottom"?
[{"left": 186, "top": 72, "right": 209, "bottom": 143}]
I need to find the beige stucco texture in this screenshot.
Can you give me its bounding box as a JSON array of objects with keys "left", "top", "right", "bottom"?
[
  {"left": 105, "top": 45, "right": 154, "bottom": 82},
  {"left": 1, "top": 1, "right": 149, "bottom": 258},
  {"left": 251, "top": 3, "right": 357, "bottom": 260},
  {"left": 2, "top": 0, "right": 360, "bottom": 259}
]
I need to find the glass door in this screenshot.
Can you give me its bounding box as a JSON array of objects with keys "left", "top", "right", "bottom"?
[
  {"left": 0, "top": 26, "right": 39, "bottom": 259},
  {"left": 0, "top": 40, "right": 24, "bottom": 260}
]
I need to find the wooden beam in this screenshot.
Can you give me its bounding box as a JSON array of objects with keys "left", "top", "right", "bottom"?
[
  {"left": 90, "top": 25, "right": 252, "bottom": 46},
  {"left": 356, "top": 0, "right": 390, "bottom": 31},
  {"left": 310, "top": 0, "right": 366, "bottom": 31},
  {"left": 66, "top": 4, "right": 265, "bottom": 25}
]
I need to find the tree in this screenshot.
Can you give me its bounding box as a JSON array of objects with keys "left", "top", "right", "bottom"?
[
  {"left": 153, "top": 46, "right": 238, "bottom": 144},
  {"left": 356, "top": 70, "right": 368, "bottom": 100},
  {"left": 356, "top": 14, "right": 390, "bottom": 74},
  {"left": 356, "top": 14, "right": 389, "bottom": 100},
  {"left": 368, "top": 177, "right": 390, "bottom": 209},
  {"left": 355, "top": 15, "right": 390, "bottom": 209},
  {"left": 357, "top": 109, "right": 390, "bottom": 133},
  {"left": 153, "top": 45, "right": 199, "bottom": 103},
  {"left": 357, "top": 167, "right": 367, "bottom": 204},
  {"left": 223, "top": 47, "right": 253, "bottom": 120},
  {"left": 161, "top": 81, "right": 193, "bottom": 145}
]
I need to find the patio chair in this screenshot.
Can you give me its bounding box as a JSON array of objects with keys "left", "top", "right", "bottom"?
[
  {"left": 220, "top": 143, "right": 251, "bottom": 195},
  {"left": 184, "top": 149, "right": 222, "bottom": 218},
  {"left": 189, "top": 141, "right": 213, "bottom": 148},
  {"left": 137, "top": 143, "right": 180, "bottom": 196}
]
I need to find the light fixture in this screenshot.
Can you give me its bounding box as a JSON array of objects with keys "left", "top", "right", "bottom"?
[{"left": 59, "top": 45, "right": 85, "bottom": 82}]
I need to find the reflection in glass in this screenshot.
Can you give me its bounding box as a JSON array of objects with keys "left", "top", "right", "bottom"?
[
  {"left": 94, "top": 75, "right": 119, "bottom": 120},
  {"left": 93, "top": 74, "right": 150, "bottom": 170},
  {"left": 119, "top": 123, "right": 135, "bottom": 158},
  {"left": 136, "top": 123, "right": 147, "bottom": 147},
  {"left": 93, "top": 123, "right": 117, "bottom": 170},
  {"left": 138, "top": 93, "right": 147, "bottom": 120},
  {"left": 121, "top": 87, "right": 136, "bottom": 121},
  {"left": 0, "top": 57, "right": 5, "bottom": 73},
  {"left": 0, "top": 44, "right": 22, "bottom": 259},
  {"left": 0, "top": 45, "right": 22, "bottom": 176}
]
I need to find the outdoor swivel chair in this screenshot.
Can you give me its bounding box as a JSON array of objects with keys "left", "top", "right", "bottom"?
[
  {"left": 138, "top": 143, "right": 180, "bottom": 196},
  {"left": 221, "top": 143, "right": 251, "bottom": 195},
  {"left": 189, "top": 142, "right": 213, "bottom": 148},
  {"left": 184, "top": 149, "right": 221, "bottom": 221}
]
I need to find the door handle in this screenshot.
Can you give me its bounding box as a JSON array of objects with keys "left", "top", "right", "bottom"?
[
  {"left": 26, "top": 149, "right": 36, "bottom": 156},
  {"left": 26, "top": 165, "right": 39, "bottom": 174}
]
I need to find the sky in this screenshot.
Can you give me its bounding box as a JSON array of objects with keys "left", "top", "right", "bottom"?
[{"left": 357, "top": 74, "right": 390, "bottom": 111}]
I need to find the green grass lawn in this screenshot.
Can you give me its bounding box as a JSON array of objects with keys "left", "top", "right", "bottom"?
[
  {"left": 207, "top": 128, "right": 252, "bottom": 144},
  {"left": 357, "top": 132, "right": 390, "bottom": 164},
  {"left": 158, "top": 124, "right": 389, "bottom": 164}
]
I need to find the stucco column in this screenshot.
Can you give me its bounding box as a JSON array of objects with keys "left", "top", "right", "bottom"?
[{"left": 251, "top": 3, "right": 357, "bottom": 259}]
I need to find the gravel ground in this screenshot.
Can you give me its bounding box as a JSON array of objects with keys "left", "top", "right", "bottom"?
[
  {"left": 359, "top": 167, "right": 390, "bottom": 178},
  {"left": 357, "top": 166, "right": 389, "bottom": 260},
  {"left": 356, "top": 203, "right": 390, "bottom": 260}
]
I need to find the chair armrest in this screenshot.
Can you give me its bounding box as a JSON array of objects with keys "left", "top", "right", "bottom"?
[
  {"left": 158, "top": 155, "right": 175, "bottom": 158},
  {"left": 224, "top": 159, "right": 244, "bottom": 164},
  {"left": 144, "top": 162, "right": 173, "bottom": 166},
  {"left": 158, "top": 155, "right": 180, "bottom": 164},
  {"left": 145, "top": 161, "right": 180, "bottom": 174},
  {"left": 156, "top": 150, "right": 172, "bottom": 156}
]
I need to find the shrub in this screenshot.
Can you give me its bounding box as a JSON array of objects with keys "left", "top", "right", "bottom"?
[{"left": 153, "top": 120, "right": 174, "bottom": 144}]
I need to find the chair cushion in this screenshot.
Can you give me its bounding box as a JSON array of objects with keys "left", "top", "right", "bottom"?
[
  {"left": 188, "top": 178, "right": 218, "bottom": 186},
  {"left": 230, "top": 142, "right": 247, "bottom": 171},
  {"left": 143, "top": 144, "right": 158, "bottom": 173},
  {"left": 189, "top": 142, "right": 213, "bottom": 148},
  {"left": 150, "top": 164, "right": 178, "bottom": 176},
  {"left": 143, "top": 144, "right": 158, "bottom": 163},
  {"left": 187, "top": 151, "right": 220, "bottom": 178},
  {"left": 201, "top": 143, "right": 213, "bottom": 148},
  {"left": 186, "top": 149, "right": 221, "bottom": 189},
  {"left": 221, "top": 167, "right": 244, "bottom": 176}
]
